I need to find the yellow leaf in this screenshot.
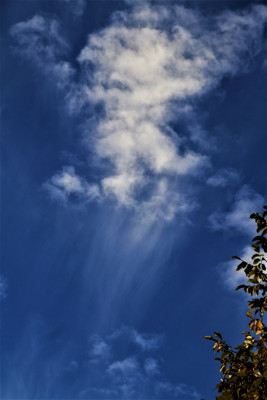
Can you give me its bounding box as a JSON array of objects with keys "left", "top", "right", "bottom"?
[{"left": 257, "top": 321, "right": 263, "bottom": 330}]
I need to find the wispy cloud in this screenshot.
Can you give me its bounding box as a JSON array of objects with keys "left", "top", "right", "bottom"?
[
  {"left": 207, "top": 167, "right": 240, "bottom": 187},
  {"left": 131, "top": 329, "right": 162, "bottom": 351},
  {"left": 10, "top": 4, "right": 267, "bottom": 222},
  {"left": 9, "top": 15, "right": 74, "bottom": 89},
  {"left": 80, "top": 327, "right": 200, "bottom": 399},
  {"left": 219, "top": 245, "right": 254, "bottom": 290},
  {"left": 108, "top": 326, "right": 162, "bottom": 351},
  {"left": 144, "top": 357, "right": 160, "bottom": 376},
  {"left": 43, "top": 166, "right": 99, "bottom": 204},
  {"left": 209, "top": 185, "right": 264, "bottom": 236},
  {"left": 88, "top": 335, "right": 111, "bottom": 361},
  {"left": 6, "top": 324, "right": 198, "bottom": 398},
  {"left": 107, "top": 356, "right": 139, "bottom": 376},
  {"left": 62, "top": 0, "right": 86, "bottom": 17}
]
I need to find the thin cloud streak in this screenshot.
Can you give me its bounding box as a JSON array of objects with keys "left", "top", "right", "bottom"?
[{"left": 79, "top": 208, "right": 180, "bottom": 328}]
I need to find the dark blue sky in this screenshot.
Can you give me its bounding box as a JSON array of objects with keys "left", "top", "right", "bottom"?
[{"left": 1, "top": 1, "right": 267, "bottom": 399}]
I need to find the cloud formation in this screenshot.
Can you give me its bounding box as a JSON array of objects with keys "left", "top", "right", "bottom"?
[
  {"left": 108, "top": 326, "right": 163, "bottom": 351},
  {"left": 209, "top": 185, "right": 264, "bottom": 236},
  {"left": 43, "top": 166, "right": 99, "bottom": 204},
  {"left": 207, "top": 168, "right": 240, "bottom": 187},
  {"left": 10, "top": 3, "right": 267, "bottom": 221},
  {"left": 9, "top": 15, "right": 74, "bottom": 89},
  {"left": 89, "top": 335, "right": 111, "bottom": 361},
  {"left": 79, "top": 327, "right": 200, "bottom": 399}
]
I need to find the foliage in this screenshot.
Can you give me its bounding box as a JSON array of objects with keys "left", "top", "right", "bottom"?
[{"left": 205, "top": 206, "right": 267, "bottom": 400}]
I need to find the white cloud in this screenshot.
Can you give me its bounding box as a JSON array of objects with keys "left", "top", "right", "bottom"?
[
  {"left": 207, "top": 168, "right": 240, "bottom": 187},
  {"left": 10, "top": 4, "right": 267, "bottom": 222},
  {"left": 82, "top": 327, "right": 200, "bottom": 399},
  {"left": 108, "top": 326, "right": 162, "bottom": 351},
  {"left": 51, "top": 166, "right": 85, "bottom": 193},
  {"left": 72, "top": 3, "right": 267, "bottom": 220},
  {"left": 219, "top": 245, "right": 253, "bottom": 290},
  {"left": 89, "top": 335, "right": 111, "bottom": 360},
  {"left": 131, "top": 329, "right": 162, "bottom": 351},
  {"left": 209, "top": 185, "right": 264, "bottom": 235},
  {"left": 107, "top": 357, "right": 139, "bottom": 376},
  {"left": 43, "top": 166, "right": 100, "bottom": 204},
  {"left": 9, "top": 15, "right": 74, "bottom": 89}
]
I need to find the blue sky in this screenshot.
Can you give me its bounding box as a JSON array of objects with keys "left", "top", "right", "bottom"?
[{"left": 1, "top": 0, "right": 266, "bottom": 399}]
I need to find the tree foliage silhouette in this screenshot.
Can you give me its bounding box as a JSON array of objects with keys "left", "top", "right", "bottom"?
[{"left": 205, "top": 206, "right": 267, "bottom": 400}]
